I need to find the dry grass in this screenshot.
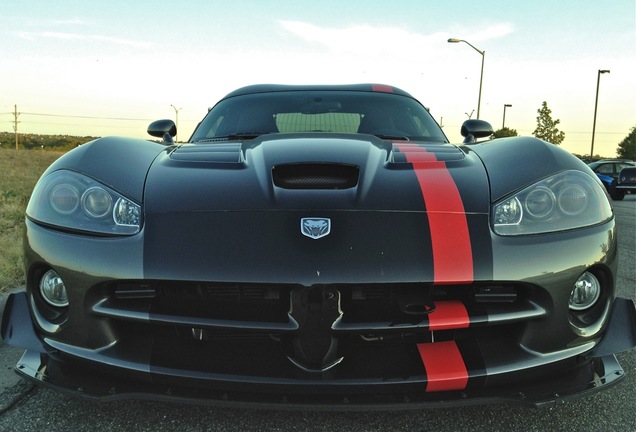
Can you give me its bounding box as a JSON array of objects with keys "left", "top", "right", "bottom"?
[{"left": 0, "top": 148, "right": 63, "bottom": 292}]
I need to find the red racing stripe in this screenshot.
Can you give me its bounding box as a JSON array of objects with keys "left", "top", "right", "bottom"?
[
  {"left": 418, "top": 341, "right": 468, "bottom": 392},
  {"left": 428, "top": 300, "right": 470, "bottom": 330},
  {"left": 395, "top": 144, "right": 473, "bottom": 284},
  {"left": 371, "top": 84, "right": 394, "bottom": 93}
]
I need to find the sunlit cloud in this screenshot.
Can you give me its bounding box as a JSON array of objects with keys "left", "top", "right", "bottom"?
[
  {"left": 14, "top": 31, "right": 152, "bottom": 49},
  {"left": 278, "top": 20, "right": 513, "bottom": 57},
  {"left": 279, "top": 20, "right": 440, "bottom": 55},
  {"left": 46, "top": 17, "right": 91, "bottom": 26},
  {"left": 460, "top": 24, "right": 514, "bottom": 42},
  {"left": 31, "top": 31, "right": 83, "bottom": 40}
]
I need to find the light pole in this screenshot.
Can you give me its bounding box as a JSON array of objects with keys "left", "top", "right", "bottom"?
[
  {"left": 448, "top": 38, "right": 485, "bottom": 119},
  {"left": 171, "top": 104, "right": 182, "bottom": 143},
  {"left": 502, "top": 104, "right": 512, "bottom": 129},
  {"left": 590, "top": 70, "right": 610, "bottom": 159}
]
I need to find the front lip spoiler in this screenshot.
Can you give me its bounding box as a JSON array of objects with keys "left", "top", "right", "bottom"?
[
  {"left": 587, "top": 297, "right": 636, "bottom": 358},
  {"left": 10, "top": 349, "right": 627, "bottom": 411}
]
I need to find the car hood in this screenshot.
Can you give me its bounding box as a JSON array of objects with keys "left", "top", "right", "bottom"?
[
  {"left": 141, "top": 134, "right": 493, "bottom": 285},
  {"left": 143, "top": 133, "right": 490, "bottom": 214}
]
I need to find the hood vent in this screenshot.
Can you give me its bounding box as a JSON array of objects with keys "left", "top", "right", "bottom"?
[
  {"left": 390, "top": 143, "right": 465, "bottom": 163},
  {"left": 170, "top": 143, "right": 244, "bottom": 163},
  {"left": 273, "top": 163, "right": 359, "bottom": 190}
]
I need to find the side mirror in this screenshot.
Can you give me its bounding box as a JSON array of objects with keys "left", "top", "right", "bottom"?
[
  {"left": 460, "top": 119, "right": 493, "bottom": 144},
  {"left": 148, "top": 119, "right": 177, "bottom": 145}
]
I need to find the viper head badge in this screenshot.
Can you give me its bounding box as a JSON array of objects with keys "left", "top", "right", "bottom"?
[{"left": 301, "top": 218, "right": 331, "bottom": 240}]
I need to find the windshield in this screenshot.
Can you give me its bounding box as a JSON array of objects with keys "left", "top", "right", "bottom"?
[{"left": 190, "top": 91, "right": 448, "bottom": 143}]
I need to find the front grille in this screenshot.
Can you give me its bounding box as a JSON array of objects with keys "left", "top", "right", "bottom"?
[
  {"left": 90, "top": 280, "right": 544, "bottom": 379},
  {"left": 96, "top": 281, "right": 539, "bottom": 333}
]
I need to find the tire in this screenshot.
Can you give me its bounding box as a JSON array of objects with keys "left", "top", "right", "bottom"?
[{"left": 610, "top": 188, "right": 625, "bottom": 201}]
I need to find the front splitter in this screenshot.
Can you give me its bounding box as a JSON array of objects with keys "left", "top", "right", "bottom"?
[{"left": 13, "top": 349, "right": 626, "bottom": 411}]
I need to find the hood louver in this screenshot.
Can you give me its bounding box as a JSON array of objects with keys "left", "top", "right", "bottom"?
[
  {"left": 390, "top": 143, "right": 465, "bottom": 163},
  {"left": 170, "top": 144, "right": 244, "bottom": 163}
]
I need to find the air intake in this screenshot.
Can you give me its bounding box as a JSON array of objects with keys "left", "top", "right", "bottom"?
[{"left": 272, "top": 163, "right": 359, "bottom": 189}]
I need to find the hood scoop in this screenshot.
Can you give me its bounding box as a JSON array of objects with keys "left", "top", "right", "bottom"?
[{"left": 273, "top": 163, "right": 359, "bottom": 190}]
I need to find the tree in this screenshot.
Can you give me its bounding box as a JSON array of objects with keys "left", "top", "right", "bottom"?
[
  {"left": 616, "top": 126, "right": 636, "bottom": 160},
  {"left": 493, "top": 127, "right": 518, "bottom": 139},
  {"left": 0, "top": 132, "right": 98, "bottom": 151},
  {"left": 533, "top": 101, "right": 565, "bottom": 145}
]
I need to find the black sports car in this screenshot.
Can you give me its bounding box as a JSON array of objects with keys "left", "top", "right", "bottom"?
[
  {"left": 615, "top": 166, "right": 636, "bottom": 199},
  {"left": 2, "top": 84, "right": 635, "bottom": 409},
  {"left": 588, "top": 159, "right": 635, "bottom": 200}
]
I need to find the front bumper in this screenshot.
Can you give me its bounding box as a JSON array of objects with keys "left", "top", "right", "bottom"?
[
  {"left": 3, "top": 291, "right": 635, "bottom": 410},
  {"left": 615, "top": 185, "right": 636, "bottom": 192}
]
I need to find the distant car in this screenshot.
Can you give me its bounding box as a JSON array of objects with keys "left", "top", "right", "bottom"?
[
  {"left": 2, "top": 84, "right": 636, "bottom": 410},
  {"left": 615, "top": 165, "right": 636, "bottom": 199},
  {"left": 588, "top": 159, "right": 635, "bottom": 200}
]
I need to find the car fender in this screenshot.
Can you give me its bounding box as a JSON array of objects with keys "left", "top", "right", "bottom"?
[
  {"left": 468, "top": 137, "right": 598, "bottom": 202},
  {"left": 40, "top": 136, "right": 169, "bottom": 203}
]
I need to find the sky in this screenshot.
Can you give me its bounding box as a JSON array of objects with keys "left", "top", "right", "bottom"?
[{"left": 0, "top": 0, "right": 634, "bottom": 157}]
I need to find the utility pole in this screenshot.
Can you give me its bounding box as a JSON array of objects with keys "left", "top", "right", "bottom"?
[{"left": 12, "top": 105, "right": 20, "bottom": 150}]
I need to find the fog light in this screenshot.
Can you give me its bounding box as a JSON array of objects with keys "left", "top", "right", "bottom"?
[
  {"left": 40, "top": 269, "right": 69, "bottom": 307},
  {"left": 569, "top": 272, "right": 600, "bottom": 311}
]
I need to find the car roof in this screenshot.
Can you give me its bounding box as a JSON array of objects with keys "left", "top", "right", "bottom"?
[
  {"left": 588, "top": 160, "right": 635, "bottom": 167},
  {"left": 591, "top": 159, "right": 634, "bottom": 163},
  {"left": 221, "top": 84, "right": 416, "bottom": 99}
]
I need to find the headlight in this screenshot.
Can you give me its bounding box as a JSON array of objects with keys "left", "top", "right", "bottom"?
[
  {"left": 492, "top": 170, "right": 612, "bottom": 236},
  {"left": 27, "top": 170, "right": 141, "bottom": 235},
  {"left": 82, "top": 187, "right": 113, "bottom": 218}
]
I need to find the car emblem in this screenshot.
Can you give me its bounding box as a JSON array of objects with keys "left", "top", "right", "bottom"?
[{"left": 301, "top": 218, "right": 331, "bottom": 239}]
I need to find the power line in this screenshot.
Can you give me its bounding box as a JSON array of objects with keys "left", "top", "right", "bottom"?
[
  {"left": 16, "top": 121, "right": 145, "bottom": 129},
  {"left": 20, "top": 112, "right": 156, "bottom": 122}
]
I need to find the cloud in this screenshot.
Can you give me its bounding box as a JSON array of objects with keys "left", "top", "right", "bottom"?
[
  {"left": 14, "top": 31, "right": 151, "bottom": 49},
  {"left": 278, "top": 20, "right": 513, "bottom": 57},
  {"left": 279, "top": 20, "right": 440, "bottom": 55},
  {"left": 44, "top": 17, "right": 92, "bottom": 26},
  {"left": 462, "top": 23, "right": 514, "bottom": 42}
]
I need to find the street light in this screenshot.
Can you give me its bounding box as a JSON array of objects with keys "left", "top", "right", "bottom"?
[
  {"left": 502, "top": 104, "right": 512, "bottom": 129},
  {"left": 171, "top": 104, "right": 182, "bottom": 143},
  {"left": 590, "top": 70, "right": 610, "bottom": 159},
  {"left": 448, "top": 38, "right": 485, "bottom": 119}
]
